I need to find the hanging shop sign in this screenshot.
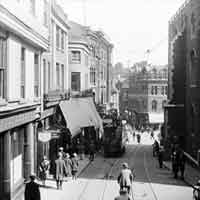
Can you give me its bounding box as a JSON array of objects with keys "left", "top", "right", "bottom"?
[{"left": 38, "top": 131, "right": 51, "bottom": 142}]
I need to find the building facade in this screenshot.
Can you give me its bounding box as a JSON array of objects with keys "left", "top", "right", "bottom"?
[
  {"left": 68, "top": 21, "right": 90, "bottom": 93},
  {"left": 37, "top": 1, "right": 70, "bottom": 174},
  {"left": 119, "top": 66, "right": 167, "bottom": 128},
  {"left": 0, "top": 0, "right": 49, "bottom": 199},
  {"left": 167, "top": 0, "right": 200, "bottom": 160}
]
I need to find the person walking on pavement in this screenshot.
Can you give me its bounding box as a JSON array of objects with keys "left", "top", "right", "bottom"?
[
  {"left": 39, "top": 156, "right": 50, "bottom": 186},
  {"left": 64, "top": 153, "right": 72, "bottom": 179},
  {"left": 114, "top": 188, "right": 131, "bottom": 200},
  {"left": 117, "top": 163, "right": 134, "bottom": 194},
  {"left": 178, "top": 150, "right": 186, "bottom": 180},
  {"left": 58, "top": 147, "right": 66, "bottom": 159},
  {"left": 158, "top": 146, "right": 164, "bottom": 168},
  {"left": 153, "top": 140, "right": 159, "bottom": 157},
  {"left": 171, "top": 150, "right": 179, "bottom": 179},
  {"left": 89, "top": 140, "right": 95, "bottom": 161},
  {"left": 55, "top": 152, "right": 67, "bottom": 189},
  {"left": 71, "top": 153, "right": 79, "bottom": 180},
  {"left": 24, "top": 174, "right": 41, "bottom": 200}
]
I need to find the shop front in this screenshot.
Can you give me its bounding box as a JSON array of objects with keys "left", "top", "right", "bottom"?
[{"left": 0, "top": 108, "right": 38, "bottom": 200}]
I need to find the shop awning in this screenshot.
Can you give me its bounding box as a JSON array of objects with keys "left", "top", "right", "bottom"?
[
  {"left": 148, "top": 113, "right": 164, "bottom": 124},
  {"left": 59, "top": 97, "right": 103, "bottom": 137}
]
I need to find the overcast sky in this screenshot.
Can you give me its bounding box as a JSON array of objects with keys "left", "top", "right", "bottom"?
[{"left": 57, "top": 0, "right": 185, "bottom": 66}]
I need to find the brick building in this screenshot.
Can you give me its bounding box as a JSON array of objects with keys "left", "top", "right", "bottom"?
[{"left": 167, "top": 0, "right": 200, "bottom": 160}]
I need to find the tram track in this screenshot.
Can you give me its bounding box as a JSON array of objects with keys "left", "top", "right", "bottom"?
[
  {"left": 99, "top": 144, "right": 141, "bottom": 200},
  {"left": 143, "top": 150, "right": 159, "bottom": 200},
  {"left": 76, "top": 144, "right": 142, "bottom": 200}
]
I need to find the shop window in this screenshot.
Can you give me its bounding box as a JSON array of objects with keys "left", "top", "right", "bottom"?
[{"left": 11, "top": 129, "right": 24, "bottom": 185}]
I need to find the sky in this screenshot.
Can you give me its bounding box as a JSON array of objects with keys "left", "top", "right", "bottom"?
[{"left": 57, "top": 0, "right": 185, "bottom": 67}]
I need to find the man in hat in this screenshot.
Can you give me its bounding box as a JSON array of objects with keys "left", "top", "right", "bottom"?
[
  {"left": 55, "top": 152, "right": 67, "bottom": 189},
  {"left": 117, "top": 163, "right": 134, "bottom": 194},
  {"left": 24, "top": 174, "right": 41, "bottom": 200},
  {"left": 64, "top": 153, "right": 72, "bottom": 178},
  {"left": 114, "top": 188, "right": 131, "bottom": 200},
  {"left": 58, "top": 147, "right": 66, "bottom": 159}
]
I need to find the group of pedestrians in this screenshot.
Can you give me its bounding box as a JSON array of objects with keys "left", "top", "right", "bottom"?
[{"left": 38, "top": 147, "right": 79, "bottom": 190}]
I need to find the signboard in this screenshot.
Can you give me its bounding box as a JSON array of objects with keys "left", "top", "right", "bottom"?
[{"left": 38, "top": 131, "right": 51, "bottom": 142}]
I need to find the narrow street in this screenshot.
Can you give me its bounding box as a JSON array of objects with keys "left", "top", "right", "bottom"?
[{"left": 40, "top": 133, "right": 193, "bottom": 200}]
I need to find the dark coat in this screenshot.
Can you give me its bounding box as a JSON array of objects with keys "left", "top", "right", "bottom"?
[
  {"left": 64, "top": 158, "right": 72, "bottom": 176},
  {"left": 25, "top": 181, "right": 40, "bottom": 200},
  {"left": 55, "top": 158, "right": 67, "bottom": 180},
  {"left": 71, "top": 157, "right": 79, "bottom": 172}
]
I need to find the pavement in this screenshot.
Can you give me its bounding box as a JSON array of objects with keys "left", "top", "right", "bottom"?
[
  {"left": 163, "top": 160, "right": 200, "bottom": 187},
  {"left": 21, "top": 154, "right": 91, "bottom": 200}
]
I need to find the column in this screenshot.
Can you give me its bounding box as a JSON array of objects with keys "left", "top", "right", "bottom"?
[
  {"left": 24, "top": 123, "right": 35, "bottom": 179},
  {"left": 2, "top": 131, "right": 11, "bottom": 200}
]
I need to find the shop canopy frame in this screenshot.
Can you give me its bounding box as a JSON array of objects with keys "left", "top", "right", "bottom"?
[{"left": 59, "top": 97, "right": 103, "bottom": 137}]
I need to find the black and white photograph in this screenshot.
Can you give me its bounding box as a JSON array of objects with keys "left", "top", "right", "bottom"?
[{"left": 0, "top": 0, "right": 199, "bottom": 199}]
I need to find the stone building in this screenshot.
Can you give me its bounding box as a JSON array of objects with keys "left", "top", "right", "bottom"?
[
  {"left": 119, "top": 66, "right": 167, "bottom": 128},
  {"left": 0, "top": 0, "right": 49, "bottom": 199},
  {"left": 167, "top": 0, "right": 200, "bottom": 160}
]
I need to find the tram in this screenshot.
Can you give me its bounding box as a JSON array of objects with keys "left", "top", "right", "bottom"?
[{"left": 102, "top": 118, "right": 127, "bottom": 157}]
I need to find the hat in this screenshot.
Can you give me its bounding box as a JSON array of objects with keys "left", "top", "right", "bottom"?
[
  {"left": 73, "top": 153, "right": 77, "bottom": 157},
  {"left": 59, "top": 147, "right": 64, "bottom": 151},
  {"left": 29, "top": 174, "right": 36, "bottom": 180},
  {"left": 122, "top": 162, "right": 128, "bottom": 168}
]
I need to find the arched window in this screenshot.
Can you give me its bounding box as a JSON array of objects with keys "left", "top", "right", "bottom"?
[{"left": 152, "top": 100, "right": 157, "bottom": 112}]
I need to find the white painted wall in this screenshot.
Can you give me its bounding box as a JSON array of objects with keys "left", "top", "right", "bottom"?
[
  {"left": 7, "top": 34, "right": 40, "bottom": 102},
  {"left": 69, "top": 47, "right": 90, "bottom": 91},
  {"left": 0, "top": 0, "right": 48, "bottom": 40}
]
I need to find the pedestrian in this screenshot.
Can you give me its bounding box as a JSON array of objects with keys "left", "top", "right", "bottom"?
[
  {"left": 24, "top": 174, "right": 41, "bottom": 200},
  {"left": 71, "top": 153, "right": 79, "bottom": 180},
  {"left": 77, "top": 140, "right": 85, "bottom": 160},
  {"left": 39, "top": 156, "right": 50, "bottom": 186},
  {"left": 117, "top": 163, "right": 134, "bottom": 194},
  {"left": 171, "top": 150, "right": 179, "bottom": 179},
  {"left": 58, "top": 147, "right": 66, "bottom": 159},
  {"left": 114, "top": 188, "right": 131, "bottom": 200},
  {"left": 136, "top": 133, "right": 141, "bottom": 144},
  {"left": 55, "top": 152, "right": 67, "bottom": 189},
  {"left": 64, "top": 153, "right": 72, "bottom": 179},
  {"left": 150, "top": 130, "right": 154, "bottom": 140},
  {"left": 158, "top": 146, "right": 164, "bottom": 168},
  {"left": 178, "top": 150, "right": 186, "bottom": 180},
  {"left": 153, "top": 140, "right": 159, "bottom": 157},
  {"left": 89, "top": 140, "right": 95, "bottom": 161}
]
